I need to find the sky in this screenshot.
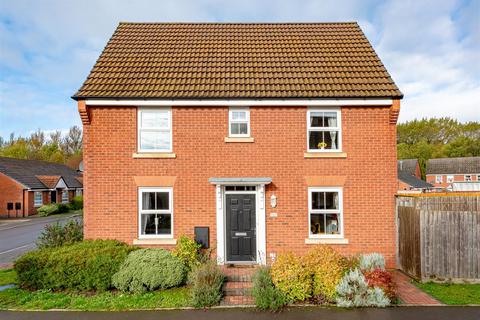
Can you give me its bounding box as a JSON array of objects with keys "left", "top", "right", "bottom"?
[{"left": 0, "top": 0, "right": 479, "bottom": 138}]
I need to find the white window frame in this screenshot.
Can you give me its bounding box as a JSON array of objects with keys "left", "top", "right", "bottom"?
[
  {"left": 308, "top": 187, "right": 344, "bottom": 239},
  {"left": 446, "top": 175, "right": 454, "bottom": 183},
  {"left": 137, "top": 107, "right": 172, "bottom": 153},
  {"left": 61, "top": 190, "right": 69, "bottom": 203},
  {"left": 465, "top": 175, "right": 472, "bottom": 182},
  {"left": 477, "top": 175, "right": 480, "bottom": 181},
  {"left": 307, "top": 108, "right": 342, "bottom": 152},
  {"left": 228, "top": 107, "right": 250, "bottom": 137},
  {"left": 34, "top": 191, "right": 43, "bottom": 207},
  {"left": 435, "top": 175, "right": 443, "bottom": 183},
  {"left": 138, "top": 187, "right": 173, "bottom": 239},
  {"left": 75, "top": 189, "right": 82, "bottom": 197}
]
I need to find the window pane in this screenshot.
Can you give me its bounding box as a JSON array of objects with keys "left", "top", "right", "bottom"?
[
  {"left": 310, "top": 214, "right": 325, "bottom": 234},
  {"left": 142, "top": 192, "right": 156, "bottom": 210},
  {"left": 324, "top": 112, "right": 337, "bottom": 127},
  {"left": 325, "top": 192, "right": 339, "bottom": 209},
  {"left": 141, "top": 111, "right": 169, "bottom": 129},
  {"left": 140, "top": 131, "right": 170, "bottom": 150},
  {"left": 308, "top": 131, "right": 338, "bottom": 150},
  {"left": 140, "top": 214, "right": 171, "bottom": 235},
  {"left": 232, "top": 111, "right": 247, "bottom": 121},
  {"left": 231, "top": 123, "right": 248, "bottom": 135},
  {"left": 310, "top": 112, "right": 323, "bottom": 127},
  {"left": 156, "top": 192, "right": 169, "bottom": 210},
  {"left": 325, "top": 214, "right": 340, "bottom": 234},
  {"left": 311, "top": 192, "right": 325, "bottom": 210}
]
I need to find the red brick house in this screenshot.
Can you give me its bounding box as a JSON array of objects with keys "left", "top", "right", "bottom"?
[
  {"left": 0, "top": 157, "right": 83, "bottom": 218},
  {"left": 397, "top": 159, "right": 432, "bottom": 193},
  {"left": 73, "top": 23, "right": 402, "bottom": 267},
  {"left": 426, "top": 157, "right": 480, "bottom": 190}
]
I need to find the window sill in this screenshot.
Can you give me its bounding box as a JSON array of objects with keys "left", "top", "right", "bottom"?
[
  {"left": 224, "top": 137, "right": 255, "bottom": 143},
  {"left": 305, "top": 238, "right": 349, "bottom": 245},
  {"left": 304, "top": 152, "right": 347, "bottom": 158},
  {"left": 133, "top": 153, "right": 176, "bottom": 159},
  {"left": 133, "top": 238, "right": 177, "bottom": 245}
]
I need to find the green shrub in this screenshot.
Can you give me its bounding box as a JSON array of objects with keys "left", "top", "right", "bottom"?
[
  {"left": 252, "top": 267, "right": 287, "bottom": 311},
  {"left": 190, "top": 260, "right": 225, "bottom": 308},
  {"left": 359, "top": 253, "right": 385, "bottom": 272},
  {"left": 36, "top": 220, "right": 83, "bottom": 249},
  {"left": 56, "top": 203, "right": 70, "bottom": 213},
  {"left": 70, "top": 196, "right": 83, "bottom": 210},
  {"left": 172, "top": 235, "right": 201, "bottom": 272},
  {"left": 304, "top": 246, "right": 345, "bottom": 303},
  {"left": 112, "top": 248, "right": 186, "bottom": 293},
  {"left": 37, "top": 204, "right": 59, "bottom": 217},
  {"left": 335, "top": 269, "right": 390, "bottom": 307},
  {"left": 15, "top": 240, "right": 135, "bottom": 291},
  {"left": 271, "top": 252, "right": 311, "bottom": 302}
]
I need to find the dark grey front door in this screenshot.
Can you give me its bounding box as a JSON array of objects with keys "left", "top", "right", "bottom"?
[{"left": 226, "top": 194, "right": 256, "bottom": 262}]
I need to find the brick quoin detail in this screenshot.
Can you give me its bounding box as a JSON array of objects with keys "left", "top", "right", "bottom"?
[{"left": 81, "top": 104, "right": 398, "bottom": 267}]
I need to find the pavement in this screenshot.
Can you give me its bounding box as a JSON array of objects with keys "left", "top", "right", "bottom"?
[
  {"left": 0, "top": 307, "right": 479, "bottom": 320},
  {"left": 0, "top": 212, "right": 82, "bottom": 266}
]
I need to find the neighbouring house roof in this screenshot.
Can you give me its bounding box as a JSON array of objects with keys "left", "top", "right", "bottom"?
[
  {"left": 73, "top": 22, "right": 402, "bottom": 100},
  {"left": 397, "top": 159, "right": 418, "bottom": 176},
  {"left": 426, "top": 157, "right": 480, "bottom": 175},
  {"left": 398, "top": 171, "right": 433, "bottom": 189},
  {"left": 0, "top": 157, "right": 83, "bottom": 190}
]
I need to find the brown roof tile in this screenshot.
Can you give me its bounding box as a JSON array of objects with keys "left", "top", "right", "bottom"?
[{"left": 73, "top": 22, "right": 402, "bottom": 100}]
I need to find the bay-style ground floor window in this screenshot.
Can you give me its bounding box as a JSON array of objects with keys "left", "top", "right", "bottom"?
[
  {"left": 34, "top": 191, "right": 43, "bottom": 207},
  {"left": 138, "top": 187, "right": 173, "bottom": 238},
  {"left": 308, "top": 187, "right": 343, "bottom": 238}
]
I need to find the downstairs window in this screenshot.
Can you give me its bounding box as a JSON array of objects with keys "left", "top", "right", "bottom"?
[
  {"left": 309, "top": 187, "right": 343, "bottom": 238},
  {"left": 138, "top": 187, "right": 173, "bottom": 238}
]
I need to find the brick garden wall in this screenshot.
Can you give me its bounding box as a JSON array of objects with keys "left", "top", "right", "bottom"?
[{"left": 82, "top": 105, "right": 398, "bottom": 267}]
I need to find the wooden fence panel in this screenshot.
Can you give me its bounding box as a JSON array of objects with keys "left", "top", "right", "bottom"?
[{"left": 397, "top": 195, "right": 480, "bottom": 282}]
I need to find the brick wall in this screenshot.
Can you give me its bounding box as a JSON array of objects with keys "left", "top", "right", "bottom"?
[
  {"left": 82, "top": 105, "right": 398, "bottom": 267},
  {"left": 0, "top": 172, "right": 25, "bottom": 217}
]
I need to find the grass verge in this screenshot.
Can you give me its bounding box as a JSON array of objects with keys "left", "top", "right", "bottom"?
[
  {"left": 0, "top": 287, "right": 191, "bottom": 311},
  {"left": 415, "top": 281, "right": 480, "bottom": 305},
  {"left": 0, "top": 268, "right": 191, "bottom": 311}
]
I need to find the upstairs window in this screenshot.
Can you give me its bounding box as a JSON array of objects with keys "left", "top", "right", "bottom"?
[
  {"left": 307, "top": 109, "right": 341, "bottom": 152},
  {"left": 309, "top": 188, "right": 343, "bottom": 238},
  {"left": 138, "top": 108, "right": 172, "bottom": 152},
  {"left": 139, "top": 188, "right": 173, "bottom": 238},
  {"left": 446, "top": 175, "right": 454, "bottom": 183},
  {"left": 34, "top": 192, "right": 43, "bottom": 207},
  {"left": 435, "top": 175, "right": 443, "bottom": 183},
  {"left": 229, "top": 107, "right": 250, "bottom": 137},
  {"left": 465, "top": 175, "right": 472, "bottom": 182}
]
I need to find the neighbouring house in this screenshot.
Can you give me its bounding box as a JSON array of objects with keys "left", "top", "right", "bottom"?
[
  {"left": 426, "top": 157, "right": 480, "bottom": 190},
  {"left": 72, "top": 22, "right": 403, "bottom": 267},
  {"left": 0, "top": 157, "right": 83, "bottom": 218},
  {"left": 397, "top": 159, "right": 432, "bottom": 193}
]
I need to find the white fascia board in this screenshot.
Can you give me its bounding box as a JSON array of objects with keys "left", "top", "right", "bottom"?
[{"left": 85, "top": 99, "right": 393, "bottom": 107}]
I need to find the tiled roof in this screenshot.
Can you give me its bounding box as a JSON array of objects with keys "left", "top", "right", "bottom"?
[
  {"left": 73, "top": 22, "right": 402, "bottom": 100},
  {"left": 36, "top": 175, "right": 62, "bottom": 189},
  {"left": 397, "top": 159, "right": 418, "bottom": 176},
  {"left": 398, "top": 172, "right": 433, "bottom": 189},
  {"left": 426, "top": 157, "right": 480, "bottom": 175},
  {"left": 0, "top": 157, "right": 83, "bottom": 189}
]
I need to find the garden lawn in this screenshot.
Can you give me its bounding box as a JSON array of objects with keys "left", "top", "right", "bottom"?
[
  {"left": 0, "top": 287, "right": 191, "bottom": 310},
  {"left": 415, "top": 282, "right": 480, "bottom": 305},
  {"left": 0, "top": 269, "right": 16, "bottom": 286}
]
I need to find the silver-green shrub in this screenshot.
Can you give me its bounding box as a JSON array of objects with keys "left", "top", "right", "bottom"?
[
  {"left": 335, "top": 268, "right": 390, "bottom": 307},
  {"left": 359, "top": 253, "right": 385, "bottom": 272},
  {"left": 112, "top": 248, "right": 186, "bottom": 293}
]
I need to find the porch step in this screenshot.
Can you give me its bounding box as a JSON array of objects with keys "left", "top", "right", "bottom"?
[
  {"left": 220, "top": 266, "right": 256, "bottom": 306},
  {"left": 222, "top": 281, "right": 253, "bottom": 296}
]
